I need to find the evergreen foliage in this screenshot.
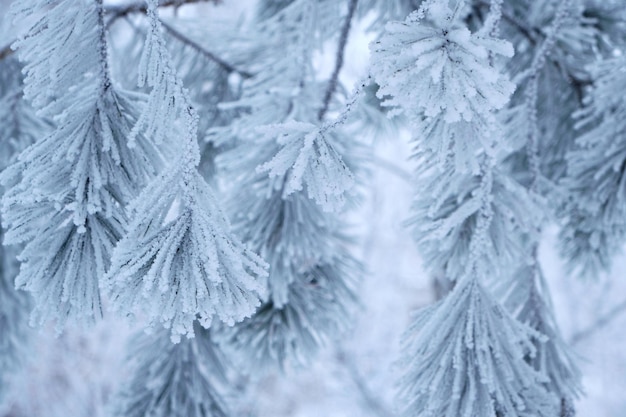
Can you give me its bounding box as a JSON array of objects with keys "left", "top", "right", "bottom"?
[
  {"left": 1, "top": 0, "right": 160, "bottom": 327},
  {"left": 408, "top": 152, "right": 543, "bottom": 283},
  {"left": 111, "top": 325, "right": 231, "bottom": 417},
  {"left": 398, "top": 277, "right": 556, "bottom": 417},
  {"left": 497, "top": 264, "right": 582, "bottom": 403},
  {"left": 371, "top": 1, "right": 582, "bottom": 415},
  {"left": 215, "top": 0, "right": 360, "bottom": 372},
  {"left": 103, "top": 0, "right": 268, "bottom": 341},
  {"left": 0, "top": 53, "right": 40, "bottom": 404},
  {"left": 559, "top": 56, "right": 626, "bottom": 277},
  {"left": 2, "top": 0, "right": 626, "bottom": 415}
]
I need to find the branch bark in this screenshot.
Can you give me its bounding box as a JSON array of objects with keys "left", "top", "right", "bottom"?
[
  {"left": 475, "top": 0, "right": 538, "bottom": 45},
  {"left": 0, "top": 44, "right": 13, "bottom": 60},
  {"left": 318, "top": 0, "right": 359, "bottom": 121},
  {"left": 159, "top": 19, "right": 253, "bottom": 78},
  {"left": 570, "top": 298, "right": 626, "bottom": 346},
  {"left": 104, "top": 0, "right": 220, "bottom": 22}
]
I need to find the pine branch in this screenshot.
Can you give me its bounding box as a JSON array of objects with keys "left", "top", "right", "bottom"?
[
  {"left": 318, "top": 0, "right": 359, "bottom": 121},
  {"left": 0, "top": 1, "right": 222, "bottom": 62},
  {"left": 97, "top": 0, "right": 112, "bottom": 91},
  {"left": 525, "top": 0, "right": 571, "bottom": 191}
]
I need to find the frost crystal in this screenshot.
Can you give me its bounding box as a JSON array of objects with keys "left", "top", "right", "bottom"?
[
  {"left": 398, "top": 276, "right": 558, "bottom": 417},
  {"left": 2, "top": 0, "right": 159, "bottom": 327},
  {"left": 370, "top": 2, "right": 514, "bottom": 123},
  {"left": 370, "top": 1, "right": 515, "bottom": 172},
  {"left": 105, "top": 0, "right": 268, "bottom": 340},
  {"left": 105, "top": 170, "right": 267, "bottom": 340},
  {"left": 257, "top": 121, "right": 355, "bottom": 212}
]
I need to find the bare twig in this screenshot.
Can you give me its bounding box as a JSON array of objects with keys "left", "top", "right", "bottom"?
[
  {"left": 104, "top": 0, "right": 219, "bottom": 22},
  {"left": 475, "top": 0, "right": 538, "bottom": 45},
  {"left": 318, "top": 0, "right": 359, "bottom": 121},
  {"left": 103, "top": 1, "right": 252, "bottom": 78},
  {"left": 2, "top": 0, "right": 222, "bottom": 61},
  {"left": 525, "top": 0, "right": 571, "bottom": 192},
  {"left": 96, "top": 0, "right": 112, "bottom": 91},
  {"left": 159, "top": 19, "right": 253, "bottom": 78},
  {"left": 570, "top": 298, "right": 626, "bottom": 346},
  {"left": 0, "top": 44, "right": 13, "bottom": 60},
  {"left": 336, "top": 349, "right": 393, "bottom": 417},
  {"left": 370, "top": 155, "right": 412, "bottom": 183}
]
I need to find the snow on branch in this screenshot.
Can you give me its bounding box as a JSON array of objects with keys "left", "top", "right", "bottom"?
[
  {"left": 105, "top": 0, "right": 268, "bottom": 340},
  {"left": 221, "top": 257, "right": 358, "bottom": 373},
  {"left": 398, "top": 276, "right": 558, "bottom": 417},
  {"left": 105, "top": 170, "right": 267, "bottom": 340},
  {"left": 1, "top": 0, "right": 160, "bottom": 327},
  {"left": 211, "top": 0, "right": 360, "bottom": 371},
  {"left": 257, "top": 121, "right": 355, "bottom": 212},
  {"left": 496, "top": 265, "right": 582, "bottom": 402},
  {"left": 409, "top": 155, "right": 543, "bottom": 283},
  {"left": 370, "top": 2, "right": 514, "bottom": 123},
  {"left": 370, "top": 1, "right": 515, "bottom": 172}
]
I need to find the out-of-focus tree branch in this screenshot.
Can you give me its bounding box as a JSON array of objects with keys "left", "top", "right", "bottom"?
[
  {"left": 335, "top": 349, "right": 393, "bottom": 417},
  {"left": 104, "top": 0, "right": 220, "bottom": 22},
  {"left": 107, "top": 1, "right": 252, "bottom": 78},
  {"left": 160, "top": 19, "right": 253, "bottom": 78},
  {"left": 475, "top": 0, "right": 539, "bottom": 44},
  {"left": 318, "top": 0, "right": 359, "bottom": 121},
  {"left": 570, "top": 298, "right": 626, "bottom": 346},
  {"left": 0, "top": 0, "right": 222, "bottom": 62},
  {"left": 0, "top": 44, "right": 12, "bottom": 60}
]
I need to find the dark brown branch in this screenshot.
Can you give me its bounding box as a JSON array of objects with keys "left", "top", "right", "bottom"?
[
  {"left": 159, "top": 19, "right": 253, "bottom": 78},
  {"left": 318, "top": 0, "right": 359, "bottom": 121},
  {"left": 0, "top": 45, "right": 13, "bottom": 60}
]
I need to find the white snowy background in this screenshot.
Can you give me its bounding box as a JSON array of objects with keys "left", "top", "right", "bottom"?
[{"left": 1, "top": 1, "right": 626, "bottom": 416}]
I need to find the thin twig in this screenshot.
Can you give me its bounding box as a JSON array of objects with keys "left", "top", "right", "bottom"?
[
  {"left": 0, "top": 44, "right": 13, "bottom": 60},
  {"left": 570, "top": 298, "right": 626, "bottom": 346},
  {"left": 159, "top": 19, "right": 253, "bottom": 78},
  {"left": 521, "top": 4, "right": 577, "bottom": 414},
  {"left": 475, "top": 0, "right": 538, "bottom": 45},
  {"left": 104, "top": 3, "right": 252, "bottom": 78},
  {"left": 104, "top": 0, "right": 219, "bottom": 22},
  {"left": 525, "top": 0, "right": 571, "bottom": 192},
  {"left": 371, "top": 155, "right": 413, "bottom": 183},
  {"left": 318, "top": 0, "right": 359, "bottom": 121},
  {"left": 96, "top": 0, "right": 112, "bottom": 91},
  {"left": 336, "top": 349, "right": 393, "bottom": 417}
]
